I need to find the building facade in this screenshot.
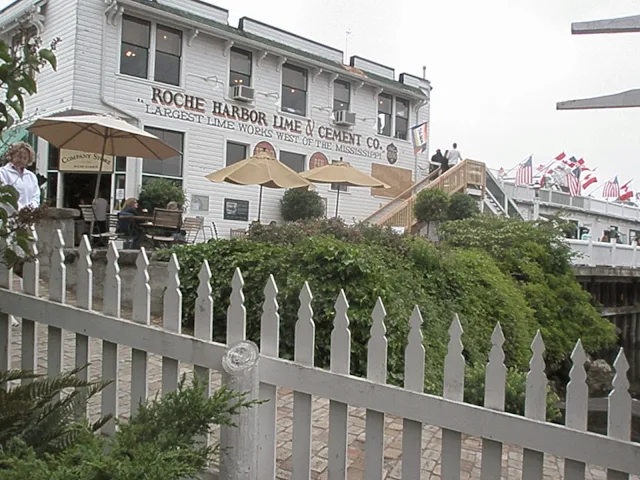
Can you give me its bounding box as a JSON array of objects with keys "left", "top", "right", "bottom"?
[{"left": 0, "top": 0, "right": 431, "bottom": 236}]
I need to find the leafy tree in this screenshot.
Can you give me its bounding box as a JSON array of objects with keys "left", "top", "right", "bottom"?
[
  {"left": 280, "top": 188, "right": 325, "bottom": 222},
  {"left": 138, "top": 178, "right": 186, "bottom": 213},
  {"left": 414, "top": 188, "right": 450, "bottom": 235},
  {"left": 0, "top": 27, "right": 58, "bottom": 267},
  {"left": 447, "top": 192, "right": 479, "bottom": 221}
]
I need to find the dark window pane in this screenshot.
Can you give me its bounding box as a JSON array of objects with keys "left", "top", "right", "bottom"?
[
  {"left": 143, "top": 127, "right": 183, "bottom": 177},
  {"left": 115, "top": 156, "right": 127, "bottom": 172},
  {"left": 331, "top": 183, "right": 348, "bottom": 192},
  {"left": 48, "top": 145, "right": 59, "bottom": 170},
  {"left": 282, "top": 64, "right": 307, "bottom": 91},
  {"left": 282, "top": 89, "right": 307, "bottom": 116},
  {"left": 378, "top": 93, "right": 392, "bottom": 114},
  {"left": 280, "top": 151, "right": 305, "bottom": 173},
  {"left": 156, "top": 26, "right": 181, "bottom": 55},
  {"left": 226, "top": 142, "right": 248, "bottom": 166},
  {"left": 230, "top": 71, "right": 251, "bottom": 86},
  {"left": 142, "top": 175, "right": 182, "bottom": 187},
  {"left": 333, "top": 81, "right": 350, "bottom": 111},
  {"left": 378, "top": 113, "right": 391, "bottom": 136},
  {"left": 122, "top": 17, "right": 150, "bottom": 48},
  {"left": 230, "top": 48, "right": 252, "bottom": 76},
  {"left": 154, "top": 51, "right": 180, "bottom": 85},
  {"left": 46, "top": 172, "right": 57, "bottom": 205},
  {"left": 396, "top": 98, "right": 409, "bottom": 118},
  {"left": 395, "top": 117, "right": 408, "bottom": 140},
  {"left": 120, "top": 43, "right": 148, "bottom": 78}
]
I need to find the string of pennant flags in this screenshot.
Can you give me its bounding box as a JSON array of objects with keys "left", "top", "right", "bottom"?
[{"left": 499, "top": 152, "right": 636, "bottom": 202}]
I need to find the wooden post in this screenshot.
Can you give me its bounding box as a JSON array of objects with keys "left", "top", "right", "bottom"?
[{"left": 219, "top": 340, "right": 260, "bottom": 480}]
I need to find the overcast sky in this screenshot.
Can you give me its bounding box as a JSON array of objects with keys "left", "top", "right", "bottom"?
[{"left": 2, "top": 0, "right": 640, "bottom": 195}]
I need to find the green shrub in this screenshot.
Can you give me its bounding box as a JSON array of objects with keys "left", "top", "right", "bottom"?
[
  {"left": 414, "top": 188, "right": 450, "bottom": 234},
  {"left": 280, "top": 188, "right": 325, "bottom": 221},
  {"left": 447, "top": 192, "right": 479, "bottom": 221},
  {"left": 138, "top": 178, "right": 186, "bottom": 213},
  {"left": 0, "top": 376, "right": 257, "bottom": 480}
]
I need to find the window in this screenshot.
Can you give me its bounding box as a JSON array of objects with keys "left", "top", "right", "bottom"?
[
  {"left": 280, "top": 151, "right": 305, "bottom": 173},
  {"left": 142, "top": 127, "right": 184, "bottom": 183},
  {"left": 230, "top": 47, "right": 252, "bottom": 87},
  {"left": 281, "top": 64, "right": 308, "bottom": 116},
  {"left": 395, "top": 98, "right": 410, "bottom": 140},
  {"left": 377, "top": 93, "right": 392, "bottom": 136},
  {"left": 154, "top": 25, "right": 182, "bottom": 85},
  {"left": 331, "top": 183, "right": 348, "bottom": 192},
  {"left": 333, "top": 80, "right": 350, "bottom": 111},
  {"left": 120, "top": 16, "right": 150, "bottom": 79},
  {"left": 113, "top": 156, "right": 127, "bottom": 210},
  {"left": 226, "top": 141, "right": 248, "bottom": 166}
]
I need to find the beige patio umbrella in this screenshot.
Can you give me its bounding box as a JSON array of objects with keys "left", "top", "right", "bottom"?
[
  {"left": 300, "top": 160, "right": 390, "bottom": 217},
  {"left": 206, "top": 149, "right": 312, "bottom": 221},
  {"left": 28, "top": 114, "right": 181, "bottom": 201}
]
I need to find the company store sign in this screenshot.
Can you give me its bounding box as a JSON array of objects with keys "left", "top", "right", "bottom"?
[
  {"left": 144, "top": 88, "right": 393, "bottom": 160},
  {"left": 59, "top": 149, "right": 114, "bottom": 172}
]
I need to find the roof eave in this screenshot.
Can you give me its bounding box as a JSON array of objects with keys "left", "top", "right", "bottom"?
[
  {"left": 571, "top": 15, "right": 640, "bottom": 35},
  {"left": 557, "top": 89, "right": 640, "bottom": 110},
  {"left": 118, "top": 0, "right": 427, "bottom": 100}
]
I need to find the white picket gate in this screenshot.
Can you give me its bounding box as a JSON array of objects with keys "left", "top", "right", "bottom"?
[{"left": 0, "top": 230, "right": 639, "bottom": 480}]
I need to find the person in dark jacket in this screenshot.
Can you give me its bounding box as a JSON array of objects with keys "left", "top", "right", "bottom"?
[
  {"left": 431, "top": 149, "right": 448, "bottom": 174},
  {"left": 117, "top": 197, "right": 145, "bottom": 249}
]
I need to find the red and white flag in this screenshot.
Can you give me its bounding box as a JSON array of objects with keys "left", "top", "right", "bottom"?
[
  {"left": 582, "top": 168, "right": 598, "bottom": 189},
  {"left": 555, "top": 152, "right": 566, "bottom": 161},
  {"left": 567, "top": 167, "right": 581, "bottom": 196},
  {"left": 620, "top": 180, "right": 633, "bottom": 200},
  {"left": 602, "top": 176, "right": 620, "bottom": 198},
  {"left": 515, "top": 156, "right": 533, "bottom": 186}
]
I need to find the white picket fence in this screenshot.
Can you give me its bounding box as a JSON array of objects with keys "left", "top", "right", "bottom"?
[
  {"left": 0, "top": 230, "right": 639, "bottom": 479},
  {"left": 568, "top": 238, "right": 640, "bottom": 268}
]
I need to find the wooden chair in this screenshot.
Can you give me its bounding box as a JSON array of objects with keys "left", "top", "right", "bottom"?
[
  {"left": 79, "top": 205, "right": 117, "bottom": 246},
  {"left": 149, "top": 208, "right": 182, "bottom": 246},
  {"left": 202, "top": 220, "right": 218, "bottom": 240},
  {"left": 182, "top": 217, "right": 204, "bottom": 244}
]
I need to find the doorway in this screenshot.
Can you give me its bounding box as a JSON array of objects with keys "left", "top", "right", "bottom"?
[{"left": 62, "top": 173, "right": 112, "bottom": 209}]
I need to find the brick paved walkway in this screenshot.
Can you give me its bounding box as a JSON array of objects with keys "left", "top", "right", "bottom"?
[{"left": 6, "top": 279, "right": 635, "bottom": 479}]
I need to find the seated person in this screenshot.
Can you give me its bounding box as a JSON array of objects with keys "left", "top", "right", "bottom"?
[
  {"left": 117, "top": 197, "right": 145, "bottom": 249},
  {"left": 165, "top": 201, "right": 186, "bottom": 242}
]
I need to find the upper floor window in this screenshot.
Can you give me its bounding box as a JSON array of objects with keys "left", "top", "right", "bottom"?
[
  {"left": 280, "top": 150, "right": 306, "bottom": 173},
  {"left": 333, "top": 80, "right": 351, "bottom": 112},
  {"left": 281, "top": 64, "right": 307, "bottom": 117},
  {"left": 230, "top": 47, "right": 252, "bottom": 87},
  {"left": 395, "top": 98, "right": 410, "bottom": 140},
  {"left": 142, "top": 127, "right": 184, "bottom": 183},
  {"left": 155, "top": 25, "right": 182, "bottom": 86},
  {"left": 120, "top": 16, "right": 150, "bottom": 79},
  {"left": 120, "top": 16, "right": 182, "bottom": 86},
  {"left": 377, "top": 93, "right": 392, "bottom": 137},
  {"left": 226, "top": 141, "right": 248, "bottom": 166}
]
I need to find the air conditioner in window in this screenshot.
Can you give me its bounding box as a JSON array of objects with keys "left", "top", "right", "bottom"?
[
  {"left": 333, "top": 110, "right": 356, "bottom": 127},
  {"left": 230, "top": 85, "right": 254, "bottom": 102}
]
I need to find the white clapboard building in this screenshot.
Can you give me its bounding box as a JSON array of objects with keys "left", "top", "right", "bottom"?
[{"left": 0, "top": 0, "right": 431, "bottom": 236}]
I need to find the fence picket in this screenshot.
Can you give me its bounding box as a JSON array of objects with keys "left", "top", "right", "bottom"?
[
  {"left": 131, "top": 248, "right": 150, "bottom": 415},
  {"left": 194, "top": 261, "right": 213, "bottom": 448},
  {"left": 442, "top": 315, "right": 465, "bottom": 480},
  {"left": 328, "top": 290, "right": 351, "bottom": 480},
  {"left": 0, "top": 239, "right": 12, "bottom": 377},
  {"left": 564, "top": 340, "right": 588, "bottom": 480},
  {"left": 21, "top": 230, "right": 40, "bottom": 384},
  {"left": 227, "top": 268, "right": 246, "bottom": 345},
  {"left": 75, "top": 236, "right": 91, "bottom": 390},
  {"left": 364, "top": 298, "right": 387, "bottom": 480},
  {"left": 522, "top": 331, "right": 546, "bottom": 480},
  {"left": 481, "top": 323, "right": 506, "bottom": 480},
  {"left": 258, "top": 275, "right": 279, "bottom": 480},
  {"left": 101, "top": 242, "right": 121, "bottom": 435},
  {"left": 607, "top": 349, "right": 631, "bottom": 480},
  {"left": 48, "top": 231, "right": 65, "bottom": 397},
  {"left": 292, "top": 282, "right": 315, "bottom": 480},
  {"left": 402, "top": 306, "right": 425, "bottom": 480},
  {"left": 162, "top": 253, "right": 182, "bottom": 394}
]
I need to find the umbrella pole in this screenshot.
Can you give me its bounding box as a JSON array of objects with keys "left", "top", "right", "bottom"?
[
  {"left": 90, "top": 136, "right": 108, "bottom": 239},
  {"left": 335, "top": 187, "right": 341, "bottom": 218},
  {"left": 257, "top": 185, "right": 263, "bottom": 222}
]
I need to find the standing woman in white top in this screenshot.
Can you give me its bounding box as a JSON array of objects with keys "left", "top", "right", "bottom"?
[
  {"left": 0, "top": 141, "right": 40, "bottom": 210},
  {"left": 446, "top": 143, "right": 462, "bottom": 167}
]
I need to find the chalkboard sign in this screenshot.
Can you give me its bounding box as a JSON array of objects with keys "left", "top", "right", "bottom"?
[{"left": 224, "top": 198, "right": 250, "bottom": 221}]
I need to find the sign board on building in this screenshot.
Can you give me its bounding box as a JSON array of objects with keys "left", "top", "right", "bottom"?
[
  {"left": 224, "top": 198, "right": 250, "bottom": 221},
  {"left": 309, "top": 152, "right": 329, "bottom": 170},
  {"left": 59, "top": 149, "right": 114, "bottom": 173}
]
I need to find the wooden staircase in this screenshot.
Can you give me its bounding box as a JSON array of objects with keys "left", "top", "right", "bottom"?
[{"left": 364, "top": 159, "right": 487, "bottom": 232}]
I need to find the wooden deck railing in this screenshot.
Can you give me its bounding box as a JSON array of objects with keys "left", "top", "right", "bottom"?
[{"left": 372, "top": 159, "right": 486, "bottom": 231}]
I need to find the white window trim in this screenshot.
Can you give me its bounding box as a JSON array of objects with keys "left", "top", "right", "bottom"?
[
  {"left": 227, "top": 46, "right": 255, "bottom": 90},
  {"left": 279, "top": 149, "right": 307, "bottom": 173},
  {"left": 140, "top": 127, "right": 186, "bottom": 184},
  {"left": 280, "top": 62, "right": 310, "bottom": 119},
  {"left": 224, "top": 139, "right": 250, "bottom": 167},
  {"left": 118, "top": 13, "right": 185, "bottom": 88},
  {"left": 376, "top": 92, "right": 411, "bottom": 142}
]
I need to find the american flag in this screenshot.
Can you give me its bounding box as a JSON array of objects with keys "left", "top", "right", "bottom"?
[
  {"left": 602, "top": 176, "right": 620, "bottom": 198},
  {"left": 567, "top": 167, "right": 581, "bottom": 196},
  {"left": 515, "top": 156, "right": 533, "bottom": 186}
]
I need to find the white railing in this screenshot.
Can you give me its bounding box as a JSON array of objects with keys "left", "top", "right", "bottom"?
[
  {"left": 1, "top": 231, "right": 639, "bottom": 479},
  {"left": 568, "top": 238, "right": 640, "bottom": 268}
]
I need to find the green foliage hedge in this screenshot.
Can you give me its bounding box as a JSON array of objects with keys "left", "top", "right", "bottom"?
[
  {"left": 280, "top": 188, "right": 325, "bottom": 221},
  {"left": 138, "top": 178, "right": 186, "bottom": 213}
]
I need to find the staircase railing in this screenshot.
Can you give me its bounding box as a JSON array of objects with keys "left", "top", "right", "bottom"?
[
  {"left": 371, "top": 159, "right": 486, "bottom": 231},
  {"left": 485, "top": 169, "right": 525, "bottom": 220},
  {"left": 363, "top": 166, "right": 442, "bottom": 225}
]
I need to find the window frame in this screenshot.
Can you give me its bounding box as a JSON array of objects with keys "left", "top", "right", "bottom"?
[
  {"left": 279, "top": 150, "right": 306, "bottom": 173},
  {"left": 154, "top": 24, "right": 183, "bottom": 86},
  {"left": 395, "top": 97, "right": 410, "bottom": 140},
  {"left": 120, "top": 15, "right": 151, "bottom": 80},
  {"left": 225, "top": 140, "right": 249, "bottom": 167},
  {"left": 229, "top": 47, "right": 253, "bottom": 88},
  {"left": 377, "top": 93, "right": 393, "bottom": 137},
  {"left": 119, "top": 15, "right": 184, "bottom": 87},
  {"left": 281, "top": 63, "right": 308, "bottom": 117},
  {"left": 333, "top": 80, "right": 351, "bottom": 112},
  {"left": 141, "top": 126, "right": 185, "bottom": 184}
]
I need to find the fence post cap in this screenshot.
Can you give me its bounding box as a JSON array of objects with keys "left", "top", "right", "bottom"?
[{"left": 223, "top": 340, "right": 259, "bottom": 375}]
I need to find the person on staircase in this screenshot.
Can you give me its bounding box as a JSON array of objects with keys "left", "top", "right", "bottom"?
[{"left": 446, "top": 143, "right": 462, "bottom": 168}]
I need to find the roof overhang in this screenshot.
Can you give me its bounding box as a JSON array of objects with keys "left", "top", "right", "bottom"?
[
  {"left": 0, "top": 0, "right": 47, "bottom": 36},
  {"left": 557, "top": 89, "right": 640, "bottom": 110},
  {"left": 571, "top": 14, "right": 640, "bottom": 35}
]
